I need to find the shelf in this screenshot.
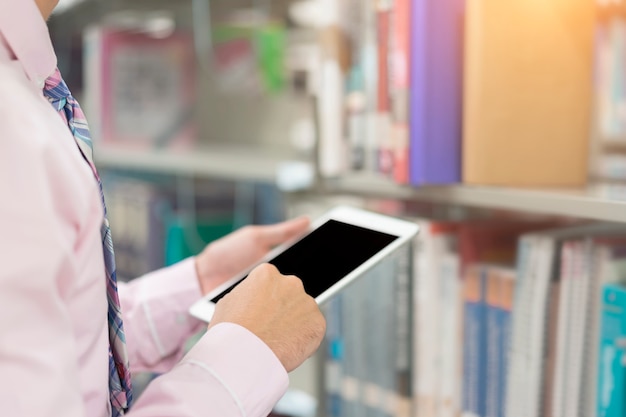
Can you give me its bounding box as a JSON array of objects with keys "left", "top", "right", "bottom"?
[
  {"left": 94, "top": 146, "right": 626, "bottom": 223},
  {"left": 324, "top": 174, "right": 626, "bottom": 223},
  {"left": 94, "top": 144, "right": 313, "bottom": 184}
]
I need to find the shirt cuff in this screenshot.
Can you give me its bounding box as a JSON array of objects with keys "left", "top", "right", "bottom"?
[
  {"left": 180, "top": 322, "right": 289, "bottom": 417},
  {"left": 122, "top": 257, "right": 205, "bottom": 372}
]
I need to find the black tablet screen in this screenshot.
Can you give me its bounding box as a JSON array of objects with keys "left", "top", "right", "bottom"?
[{"left": 210, "top": 219, "right": 398, "bottom": 303}]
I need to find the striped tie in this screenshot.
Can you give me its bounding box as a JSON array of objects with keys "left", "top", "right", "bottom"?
[{"left": 43, "top": 68, "right": 133, "bottom": 416}]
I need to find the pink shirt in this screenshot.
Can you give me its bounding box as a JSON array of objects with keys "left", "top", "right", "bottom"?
[{"left": 0, "top": 1, "right": 288, "bottom": 416}]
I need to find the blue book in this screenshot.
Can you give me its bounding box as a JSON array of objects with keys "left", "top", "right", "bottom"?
[
  {"left": 597, "top": 284, "right": 626, "bottom": 417},
  {"left": 477, "top": 269, "right": 488, "bottom": 417},
  {"left": 325, "top": 295, "right": 344, "bottom": 417},
  {"left": 497, "top": 271, "right": 515, "bottom": 417},
  {"left": 485, "top": 270, "right": 501, "bottom": 417},
  {"left": 463, "top": 267, "right": 487, "bottom": 417}
]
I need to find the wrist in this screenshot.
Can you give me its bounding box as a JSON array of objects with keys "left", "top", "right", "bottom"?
[
  {"left": 194, "top": 248, "right": 211, "bottom": 295},
  {"left": 195, "top": 246, "right": 216, "bottom": 295}
]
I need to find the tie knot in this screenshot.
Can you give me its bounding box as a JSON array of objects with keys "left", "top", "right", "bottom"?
[{"left": 43, "top": 67, "right": 71, "bottom": 102}]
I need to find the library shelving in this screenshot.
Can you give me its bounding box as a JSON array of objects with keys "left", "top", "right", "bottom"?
[
  {"left": 324, "top": 174, "right": 626, "bottom": 223},
  {"left": 96, "top": 145, "right": 626, "bottom": 224},
  {"left": 96, "top": 144, "right": 313, "bottom": 184}
]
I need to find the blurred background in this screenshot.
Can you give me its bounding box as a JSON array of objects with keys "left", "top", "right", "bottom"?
[{"left": 49, "top": 0, "right": 626, "bottom": 416}]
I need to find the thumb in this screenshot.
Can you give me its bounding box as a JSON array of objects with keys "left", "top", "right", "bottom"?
[{"left": 258, "top": 216, "right": 310, "bottom": 246}]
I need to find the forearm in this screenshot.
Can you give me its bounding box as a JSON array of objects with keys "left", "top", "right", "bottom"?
[{"left": 127, "top": 323, "right": 289, "bottom": 417}]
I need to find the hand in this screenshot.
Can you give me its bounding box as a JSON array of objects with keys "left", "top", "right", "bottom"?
[
  {"left": 195, "top": 217, "right": 310, "bottom": 295},
  {"left": 208, "top": 263, "right": 326, "bottom": 372}
]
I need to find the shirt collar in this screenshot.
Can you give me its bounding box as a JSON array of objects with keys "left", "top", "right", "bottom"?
[{"left": 0, "top": 0, "right": 57, "bottom": 89}]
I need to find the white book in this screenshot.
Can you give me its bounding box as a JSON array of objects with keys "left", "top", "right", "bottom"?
[
  {"left": 411, "top": 221, "right": 456, "bottom": 417},
  {"left": 505, "top": 235, "right": 538, "bottom": 417},
  {"left": 438, "top": 252, "right": 461, "bottom": 417},
  {"left": 83, "top": 25, "right": 103, "bottom": 141},
  {"left": 552, "top": 241, "right": 575, "bottom": 417},
  {"left": 527, "top": 237, "right": 555, "bottom": 417},
  {"left": 564, "top": 241, "right": 589, "bottom": 417},
  {"left": 581, "top": 244, "right": 610, "bottom": 417},
  {"left": 318, "top": 59, "right": 347, "bottom": 178}
]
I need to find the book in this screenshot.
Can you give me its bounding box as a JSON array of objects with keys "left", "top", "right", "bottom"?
[
  {"left": 462, "top": 0, "right": 595, "bottom": 186},
  {"left": 509, "top": 225, "right": 626, "bottom": 417},
  {"left": 412, "top": 221, "right": 459, "bottom": 417},
  {"left": 393, "top": 245, "right": 413, "bottom": 417},
  {"left": 460, "top": 265, "right": 515, "bottom": 417},
  {"left": 437, "top": 252, "right": 462, "bottom": 417},
  {"left": 409, "top": 0, "right": 464, "bottom": 185},
  {"left": 485, "top": 267, "right": 516, "bottom": 417},
  {"left": 582, "top": 240, "right": 626, "bottom": 417},
  {"left": 462, "top": 265, "right": 487, "bottom": 417},
  {"left": 497, "top": 268, "right": 515, "bottom": 417},
  {"left": 388, "top": 0, "right": 411, "bottom": 184},
  {"left": 375, "top": 0, "right": 393, "bottom": 176},
  {"left": 323, "top": 295, "right": 344, "bottom": 417},
  {"left": 597, "top": 284, "right": 626, "bottom": 417},
  {"left": 83, "top": 26, "right": 196, "bottom": 148}
]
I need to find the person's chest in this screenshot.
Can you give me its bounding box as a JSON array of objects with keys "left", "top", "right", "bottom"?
[{"left": 0, "top": 57, "right": 113, "bottom": 417}]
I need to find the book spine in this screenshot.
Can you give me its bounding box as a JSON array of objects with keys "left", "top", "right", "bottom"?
[
  {"left": 477, "top": 267, "right": 488, "bottom": 417},
  {"left": 83, "top": 25, "right": 103, "bottom": 141},
  {"left": 389, "top": 0, "right": 410, "bottom": 183},
  {"left": 581, "top": 244, "right": 606, "bottom": 417},
  {"left": 527, "top": 237, "right": 554, "bottom": 417},
  {"left": 318, "top": 59, "right": 347, "bottom": 178},
  {"left": 485, "top": 268, "right": 500, "bottom": 417},
  {"left": 414, "top": 223, "right": 437, "bottom": 417},
  {"left": 551, "top": 242, "right": 575, "bottom": 417},
  {"left": 362, "top": 0, "right": 379, "bottom": 173},
  {"left": 504, "top": 237, "right": 532, "bottom": 417},
  {"left": 394, "top": 245, "right": 413, "bottom": 417},
  {"left": 499, "top": 270, "right": 515, "bottom": 417},
  {"left": 324, "top": 295, "right": 344, "bottom": 417},
  {"left": 564, "top": 241, "right": 590, "bottom": 417},
  {"left": 597, "top": 284, "right": 626, "bottom": 417},
  {"left": 340, "top": 277, "right": 361, "bottom": 417},
  {"left": 409, "top": 0, "right": 463, "bottom": 185},
  {"left": 376, "top": 0, "right": 393, "bottom": 176},
  {"left": 439, "top": 252, "right": 462, "bottom": 417},
  {"left": 462, "top": 266, "right": 482, "bottom": 417}
]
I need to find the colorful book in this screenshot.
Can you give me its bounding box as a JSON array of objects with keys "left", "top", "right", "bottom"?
[
  {"left": 597, "top": 284, "right": 626, "bottom": 417},
  {"left": 389, "top": 0, "right": 411, "bottom": 184},
  {"left": 462, "top": 265, "right": 487, "bottom": 417},
  {"left": 409, "top": 0, "right": 464, "bottom": 185},
  {"left": 462, "top": 0, "right": 594, "bottom": 186},
  {"left": 376, "top": 0, "right": 393, "bottom": 176},
  {"left": 83, "top": 26, "right": 196, "bottom": 148}
]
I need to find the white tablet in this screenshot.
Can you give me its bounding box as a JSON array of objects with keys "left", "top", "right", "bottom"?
[{"left": 189, "top": 205, "right": 419, "bottom": 323}]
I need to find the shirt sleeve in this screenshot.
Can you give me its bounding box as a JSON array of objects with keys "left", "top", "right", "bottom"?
[
  {"left": 117, "top": 258, "right": 206, "bottom": 374},
  {"left": 128, "top": 323, "right": 290, "bottom": 417}
]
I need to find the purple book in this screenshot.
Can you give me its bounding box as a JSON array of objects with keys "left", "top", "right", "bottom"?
[{"left": 409, "top": 0, "right": 464, "bottom": 185}]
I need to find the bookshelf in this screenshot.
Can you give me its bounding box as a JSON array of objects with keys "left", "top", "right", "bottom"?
[
  {"left": 95, "top": 145, "right": 626, "bottom": 224},
  {"left": 323, "top": 173, "right": 626, "bottom": 223}
]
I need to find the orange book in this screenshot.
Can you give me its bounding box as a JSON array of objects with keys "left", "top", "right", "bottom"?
[{"left": 463, "top": 0, "right": 595, "bottom": 186}]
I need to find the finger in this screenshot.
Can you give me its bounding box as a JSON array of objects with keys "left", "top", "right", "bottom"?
[
  {"left": 258, "top": 216, "right": 310, "bottom": 246},
  {"left": 250, "top": 263, "right": 280, "bottom": 278}
]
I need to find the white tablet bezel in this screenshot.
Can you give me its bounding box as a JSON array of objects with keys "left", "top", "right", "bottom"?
[{"left": 188, "top": 205, "right": 419, "bottom": 323}]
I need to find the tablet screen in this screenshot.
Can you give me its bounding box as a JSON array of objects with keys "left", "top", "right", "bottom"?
[{"left": 210, "top": 219, "right": 399, "bottom": 303}]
